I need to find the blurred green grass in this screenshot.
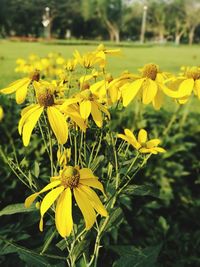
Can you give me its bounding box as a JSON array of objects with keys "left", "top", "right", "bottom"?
[{"left": 0, "top": 40, "right": 200, "bottom": 111}]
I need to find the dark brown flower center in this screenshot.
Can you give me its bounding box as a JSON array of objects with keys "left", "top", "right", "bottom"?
[
  {"left": 30, "top": 70, "right": 40, "bottom": 82},
  {"left": 142, "top": 64, "right": 158, "bottom": 80},
  {"left": 37, "top": 91, "right": 54, "bottom": 107},
  {"left": 61, "top": 166, "right": 80, "bottom": 189}
]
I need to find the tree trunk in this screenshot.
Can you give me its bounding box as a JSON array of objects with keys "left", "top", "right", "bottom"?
[
  {"left": 189, "top": 26, "right": 195, "bottom": 45},
  {"left": 175, "top": 34, "right": 181, "bottom": 45},
  {"left": 105, "top": 19, "right": 120, "bottom": 43}
]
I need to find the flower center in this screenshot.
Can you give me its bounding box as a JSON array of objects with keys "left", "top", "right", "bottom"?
[
  {"left": 61, "top": 166, "right": 80, "bottom": 189},
  {"left": 142, "top": 64, "right": 158, "bottom": 80},
  {"left": 186, "top": 68, "right": 200, "bottom": 80},
  {"left": 37, "top": 91, "right": 54, "bottom": 107},
  {"left": 30, "top": 70, "right": 40, "bottom": 82}
]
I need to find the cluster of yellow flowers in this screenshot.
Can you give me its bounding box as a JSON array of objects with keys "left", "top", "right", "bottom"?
[{"left": 4, "top": 43, "right": 195, "bottom": 238}]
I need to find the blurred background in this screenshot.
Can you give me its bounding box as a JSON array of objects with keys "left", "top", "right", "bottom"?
[{"left": 0, "top": 0, "right": 200, "bottom": 45}]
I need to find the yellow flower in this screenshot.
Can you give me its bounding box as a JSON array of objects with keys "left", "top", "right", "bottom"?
[
  {"left": 95, "top": 44, "right": 121, "bottom": 68},
  {"left": 118, "top": 129, "right": 166, "bottom": 154},
  {"left": 25, "top": 166, "right": 108, "bottom": 237},
  {"left": 74, "top": 50, "right": 101, "bottom": 69},
  {"left": 121, "top": 63, "right": 169, "bottom": 109},
  {"left": 0, "top": 106, "right": 3, "bottom": 121},
  {"left": 66, "top": 58, "right": 77, "bottom": 72},
  {"left": 18, "top": 81, "right": 68, "bottom": 146},
  {"left": 76, "top": 89, "right": 110, "bottom": 127},
  {"left": 0, "top": 70, "right": 40, "bottom": 104},
  {"left": 163, "top": 66, "right": 200, "bottom": 104}
]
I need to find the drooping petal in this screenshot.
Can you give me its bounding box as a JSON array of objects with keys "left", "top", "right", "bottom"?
[
  {"left": 122, "top": 78, "right": 144, "bottom": 107},
  {"left": 80, "top": 100, "right": 91, "bottom": 119},
  {"left": 15, "top": 79, "right": 30, "bottom": 104},
  {"left": 0, "top": 78, "right": 30, "bottom": 95},
  {"left": 79, "top": 178, "right": 105, "bottom": 195},
  {"left": 25, "top": 193, "right": 40, "bottom": 208},
  {"left": 39, "top": 186, "right": 64, "bottom": 231},
  {"left": 79, "top": 168, "right": 96, "bottom": 179},
  {"left": 18, "top": 104, "right": 40, "bottom": 135},
  {"left": 138, "top": 129, "right": 147, "bottom": 144},
  {"left": 55, "top": 188, "right": 73, "bottom": 237},
  {"left": 91, "top": 102, "right": 102, "bottom": 127},
  {"left": 142, "top": 79, "right": 158, "bottom": 105},
  {"left": 178, "top": 78, "right": 194, "bottom": 97},
  {"left": 24, "top": 180, "right": 61, "bottom": 208},
  {"left": 146, "top": 139, "right": 160, "bottom": 148},
  {"left": 73, "top": 187, "right": 96, "bottom": 230},
  {"left": 152, "top": 89, "right": 163, "bottom": 110},
  {"left": 47, "top": 106, "right": 68, "bottom": 145},
  {"left": 78, "top": 185, "right": 108, "bottom": 217},
  {"left": 22, "top": 106, "right": 43, "bottom": 146}
]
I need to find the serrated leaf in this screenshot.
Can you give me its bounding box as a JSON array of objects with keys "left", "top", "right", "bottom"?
[
  {"left": 122, "top": 184, "right": 159, "bottom": 198},
  {"left": 112, "top": 245, "right": 162, "bottom": 267},
  {"left": 0, "top": 203, "right": 36, "bottom": 216}
]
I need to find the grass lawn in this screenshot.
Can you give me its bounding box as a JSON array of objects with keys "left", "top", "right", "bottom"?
[{"left": 0, "top": 40, "right": 199, "bottom": 111}]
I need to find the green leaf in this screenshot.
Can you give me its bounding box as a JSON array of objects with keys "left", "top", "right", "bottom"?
[
  {"left": 34, "top": 161, "right": 40, "bottom": 178},
  {"left": 0, "top": 203, "right": 36, "bottom": 216},
  {"left": 112, "top": 245, "right": 162, "bottom": 267},
  {"left": 122, "top": 184, "right": 159, "bottom": 198},
  {"left": 104, "top": 207, "right": 124, "bottom": 232},
  {"left": 0, "top": 236, "right": 66, "bottom": 266}
]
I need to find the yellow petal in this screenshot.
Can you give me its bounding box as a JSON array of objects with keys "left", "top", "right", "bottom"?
[
  {"left": 79, "top": 168, "right": 96, "bottom": 179},
  {"left": 78, "top": 185, "right": 108, "bottom": 217},
  {"left": 47, "top": 106, "right": 68, "bottom": 145},
  {"left": 146, "top": 139, "right": 160, "bottom": 148},
  {"left": 80, "top": 100, "right": 91, "bottom": 119},
  {"left": 55, "top": 188, "right": 73, "bottom": 237},
  {"left": 179, "top": 78, "right": 194, "bottom": 96},
  {"left": 139, "top": 148, "right": 151, "bottom": 154},
  {"left": 122, "top": 78, "right": 144, "bottom": 107},
  {"left": 95, "top": 102, "right": 110, "bottom": 119},
  {"left": 138, "top": 129, "right": 147, "bottom": 144},
  {"left": 91, "top": 102, "right": 102, "bottom": 127},
  {"left": 142, "top": 79, "right": 158, "bottom": 105},
  {"left": 18, "top": 104, "right": 40, "bottom": 135},
  {"left": 25, "top": 193, "right": 39, "bottom": 208},
  {"left": 15, "top": 79, "right": 30, "bottom": 104},
  {"left": 22, "top": 106, "right": 43, "bottom": 146},
  {"left": 124, "top": 129, "right": 140, "bottom": 149},
  {"left": 154, "top": 147, "right": 166, "bottom": 153},
  {"left": 73, "top": 187, "right": 96, "bottom": 230},
  {"left": 40, "top": 186, "right": 64, "bottom": 231},
  {"left": 79, "top": 178, "right": 105, "bottom": 195},
  {"left": 152, "top": 89, "right": 163, "bottom": 110},
  {"left": 0, "top": 78, "right": 30, "bottom": 95},
  {"left": 117, "top": 134, "right": 131, "bottom": 143},
  {"left": 24, "top": 180, "right": 61, "bottom": 208}
]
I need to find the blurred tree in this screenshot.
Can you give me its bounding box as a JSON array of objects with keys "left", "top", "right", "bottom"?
[
  {"left": 185, "top": 0, "right": 200, "bottom": 45},
  {"left": 82, "top": 0, "right": 123, "bottom": 42},
  {"left": 166, "top": 0, "right": 187, "bottom": 45},
  {"left": 148, "top": 0, "right": 168, "bottom": 43}
]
